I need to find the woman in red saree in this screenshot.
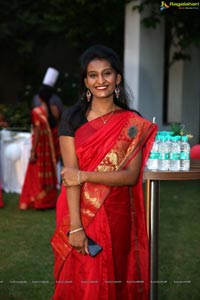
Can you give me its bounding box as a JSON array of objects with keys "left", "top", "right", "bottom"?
[
  {"left": 51, "top": 45, "right": 157, "bottom": 300},
  {"left": 19, "top": 89, "right": 57, "bottom": 210}
]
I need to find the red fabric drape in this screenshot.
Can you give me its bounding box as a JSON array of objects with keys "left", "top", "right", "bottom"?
[
  {"left": 19, "top": 106, "right": 57, "bottom": 210},
  {"left": 51, "top": 110, "right": 157, "bottom": 300}
]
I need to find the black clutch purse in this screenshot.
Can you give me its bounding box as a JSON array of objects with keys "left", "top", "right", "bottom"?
[{"left": 87, "top": 236, "right": 103, "bottom": 257}]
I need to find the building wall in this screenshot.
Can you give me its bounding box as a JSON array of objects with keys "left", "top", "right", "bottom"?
[
  {"left": 124, "top": 1, "right": 165, "bottom": 127},
  {"left": 182, "top": 47, "right": 200, "bottom": 144},
  {"left": 124, "top": 1, "right": 200, "bottom": 145},
  {"left": 124, "top": 2, "right": 141, "bottom": 111}
]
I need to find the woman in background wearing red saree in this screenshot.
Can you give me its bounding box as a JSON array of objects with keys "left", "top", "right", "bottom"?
[
  {"left": 51, "top": 45, "right": 157, "bottom": 300},
  {"left": 19, "top": 87, "right": 57, "bottom": 210}
]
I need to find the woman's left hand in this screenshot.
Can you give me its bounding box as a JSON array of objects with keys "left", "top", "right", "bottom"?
[{"left": 61, "top": 167, "right": 80, "bottom": 187}]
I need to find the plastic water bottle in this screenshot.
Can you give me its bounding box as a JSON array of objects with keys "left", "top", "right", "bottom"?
[
  {"left": 176, "top": 135, "right": 182, "bottom": 146},
  {"left": 158, "top": 136, "right": 170, "bottom": 170},
  {"left": 165, "top": 134, "right": 172, "bottom": 165},
  {"left": 169, "top": 136, "right": 181, "bottom": 171},
  {"left": 147, "top": 135, "right": 159, "bottom": 170},
  {"left": 180, "top": 136, "right": 190, "bottom": 171}
]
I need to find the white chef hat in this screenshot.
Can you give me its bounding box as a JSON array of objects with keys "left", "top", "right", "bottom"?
[{"left": 42, "top": 67, "right": 59, "bottom": 87}]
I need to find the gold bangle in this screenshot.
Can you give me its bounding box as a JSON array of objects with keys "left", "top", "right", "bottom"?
[{"left": 68, "top": 227, "right": 83, "bottom": 235}]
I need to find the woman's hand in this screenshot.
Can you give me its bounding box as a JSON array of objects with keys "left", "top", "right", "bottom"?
[
  {"left": 68, "top": 230, "right": 89, "bottom": 255},
  {"left": 61, "top": 167, "right": 81, "bottom": 187}
]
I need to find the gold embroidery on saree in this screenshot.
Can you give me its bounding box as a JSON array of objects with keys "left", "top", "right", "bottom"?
[
  {"left": 97, "top": 150, "right": 121, "bottom": 172},
  {"left": 82, "top": 209, "right": 95, "bottom": 218},
  {"left": 83, "top": 190, "right": 101, "bottom": 209}
]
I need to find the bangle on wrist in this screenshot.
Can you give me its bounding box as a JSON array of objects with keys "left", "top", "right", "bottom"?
[
  {"left": 77, "top": 170, "right": 82, "bottom": 185},
  {"left": 67, "top": 227, "right": 83, "bottom": 236}
]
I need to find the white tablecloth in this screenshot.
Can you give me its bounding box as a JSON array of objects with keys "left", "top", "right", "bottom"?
[{"left": 0, "top": 131, "right": 31, "bottom": 193}]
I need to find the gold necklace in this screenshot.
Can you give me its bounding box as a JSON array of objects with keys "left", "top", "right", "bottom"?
[
  {"left": 90, "top": 106, "right": 116, "bottom": 124},
  {"left": 100, "top": 110, "right": 115, "bottom": 124}
]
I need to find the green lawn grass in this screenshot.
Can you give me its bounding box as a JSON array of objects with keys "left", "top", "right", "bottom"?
[
  {"left": 0, "top": 180, "right": 200, "bottom": 300},
  {"left": 0, "top": 193, "right": 56, "bottom": 300},
  {"left": 158, "top": 180, "right": 200, "bottom": 300}
]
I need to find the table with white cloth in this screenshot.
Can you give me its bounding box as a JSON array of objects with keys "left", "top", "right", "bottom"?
[
  {"left": 0, "top": 131, "right": 32, "bottom": 193},
  {"left": 0, "top": 130, "right": 62, "bottom": 194}
]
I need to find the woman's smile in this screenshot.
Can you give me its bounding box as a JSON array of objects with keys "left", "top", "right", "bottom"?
[{"left": 95, "top": 85, "right": 108, "bottom": 90}]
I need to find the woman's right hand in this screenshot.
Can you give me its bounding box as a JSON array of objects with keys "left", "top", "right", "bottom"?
[
  {"left": 68, "top": 230, "right": 89, "bottom": 255},
  {"left": 61, "top": 167, "right": 81, "bottom": 187}
]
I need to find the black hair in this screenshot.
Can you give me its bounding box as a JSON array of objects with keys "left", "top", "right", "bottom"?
[
  {"left": 78, "top": 44, "right": 131, "bottom": 114},
  {"left": 38, "top": 85, "right": 57, "bottom": 128}
]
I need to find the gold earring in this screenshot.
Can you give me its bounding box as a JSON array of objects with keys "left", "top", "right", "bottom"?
[
  {"left": 86, "top": 89, "right": 92, "bottom": 102},
  {"left": 115, "top": 85, "right": 120, "bottom": 99}
]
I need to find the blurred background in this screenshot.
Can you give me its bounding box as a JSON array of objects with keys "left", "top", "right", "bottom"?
[{"left": 0, "top": 0, "right": 125, "bottom": 130}]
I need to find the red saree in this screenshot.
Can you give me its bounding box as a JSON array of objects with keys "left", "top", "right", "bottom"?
[
  {"left": 51, "top": 110, "right": 157, "bottom": 300},
  {"left": 19, "top": 107, "right": 57, "bottom": 210}
]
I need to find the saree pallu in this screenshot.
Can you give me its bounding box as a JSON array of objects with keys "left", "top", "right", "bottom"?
[
  {"left": 19, "top": 107, "right": 57, "bottom": 210},
  {"left": 51, "top": 110, "right": 157, "bottom": 300}
]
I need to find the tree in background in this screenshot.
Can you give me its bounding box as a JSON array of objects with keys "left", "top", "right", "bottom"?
[{"left": 0, "top": 0, "right": 125, "bottom": 106}]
